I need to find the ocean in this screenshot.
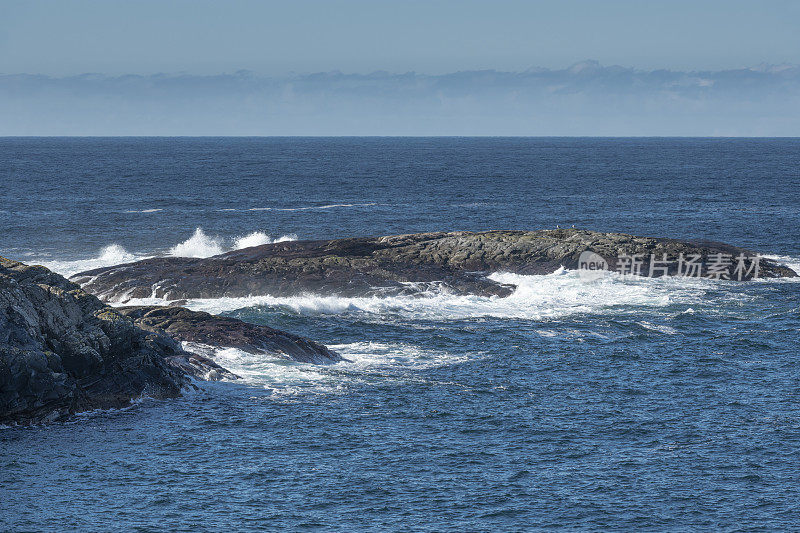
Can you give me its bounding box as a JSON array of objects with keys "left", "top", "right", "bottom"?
[{"left": 2, "top": 137, "right": 800, "bottom": 531}]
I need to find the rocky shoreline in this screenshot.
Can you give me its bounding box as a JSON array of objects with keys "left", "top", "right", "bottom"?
[
  {"left": 73, "top": 229, "right": 796, "bottom": 303},
  {"left": 0, "top": 257, "right": 340, "bottom": 425},
  {"left": 3, "top": 229, "right": 796, "bottom": 424}
]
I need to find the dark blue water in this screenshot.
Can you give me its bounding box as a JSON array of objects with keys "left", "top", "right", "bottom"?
[{"left": 2, "top": 138, "right": 800, "bottom": 531}]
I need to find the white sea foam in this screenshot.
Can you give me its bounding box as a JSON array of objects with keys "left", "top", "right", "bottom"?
[
  {"left": 168, "top": 228, "right": 225, "bottom": 258},
  {"left": 124, "top": 271, "right": 705, "bottom": 394},
  {"left": 39, "top": 244, "right": 142, "bottom": 277},
  {"left": 329, "top": 341, "right": 479, "bottom": 371},
  {"left": 124, "top": 208, "right": 163, "bottom": 213},
  {"left": 233, "top": 231, "right": 274, "bottom": 249},
  {"left": 183, "top": 343, "right": 330, "bottom": 389},
  {"left": 38, "top": 228, "right": 299, "bottom": 276},
  {"left": 233, "top": 231, "right": 298, "bottom": 249},
  {"left": 123, "top": 269, "right": 713, "bottom": 321},
  {"left": 247, "top": 203, "right": 377, "bottom": 212},
  {"left": 763, "top": 254, "right": 800, "bottom": 280},
  {"left": 169, "top": 228, "right": 298, "bottom": 258},
  {"left": 184, "top": 340, "right": 475, "bottom": 396},
  {"left": 636, "top": 321, "right": 678, "bottom": 335}
]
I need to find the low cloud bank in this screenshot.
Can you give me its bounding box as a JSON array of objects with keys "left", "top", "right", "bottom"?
[{"left": 3, "top": 61, "right": 799, "bottom": 135}]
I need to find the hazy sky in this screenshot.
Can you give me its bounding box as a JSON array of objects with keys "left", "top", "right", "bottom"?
[
  {"left": 1, "top": 0, "right": 799, "bottom": 76},
  {"left": 2, "top": 1, "right": 799, "bottom": 135}
]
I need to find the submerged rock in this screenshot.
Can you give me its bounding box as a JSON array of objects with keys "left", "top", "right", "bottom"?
[
  {"left": 116, "top": 306, "right": 344, "bottom": 364},
  {"left": 72, "top": 229, "right": 797, "bottom": 302}
]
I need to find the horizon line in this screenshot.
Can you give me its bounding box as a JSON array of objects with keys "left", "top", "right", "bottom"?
[
  {"left": 3, "top": 135, "right": 800, "bottom": 139},
  {"left": 3, "top": 59, "right": 799, "bottom": 79}
]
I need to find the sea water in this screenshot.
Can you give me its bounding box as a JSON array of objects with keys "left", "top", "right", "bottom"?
[{"left": 1, "top": 137, "right": 799, "bottom": 531}]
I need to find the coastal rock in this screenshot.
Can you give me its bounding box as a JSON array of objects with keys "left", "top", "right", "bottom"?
[
  {"left": 72, "top": 229, "right": 798, "bottom": 302},
  {"left": 163, "top": 350, "right": 239, "bottom": 382},
  {"left": 116, "top": 306, "right": 344, "bottom": 364},
  {"left": 1, "top": 257, "right": 347, "bottom": 424},
  {"left": 0, "top": 257, "right": 189, "bottom": 424}
]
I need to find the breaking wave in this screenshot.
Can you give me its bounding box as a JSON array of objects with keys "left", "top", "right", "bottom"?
[
  {"left": 39, "top": 228, "right": 298, "bottom": 276},
  {"left": 763, "top": 254, "right": 800, "bottom": 280},
  {"left": 168, "top": 228, "right": 298, "bottom": 258},
  {"left": 233, "top": 231, "right": 298, "bottom": 249},
  {"left": 123, "top": 270, "right": 713, "bottom": 322},
  {"left": 183, "top": 340, "right": 480, "bottom": 396},
  {"left": 168, "top": 228, "right": 225, "bottom": 258},
  {"left": 39, "top": 244, "right": 141, "bottom": 277}
]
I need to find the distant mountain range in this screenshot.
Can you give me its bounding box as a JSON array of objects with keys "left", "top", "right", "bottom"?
[{"left": 3, "top": 61, "right": 799, "bottom": 135}]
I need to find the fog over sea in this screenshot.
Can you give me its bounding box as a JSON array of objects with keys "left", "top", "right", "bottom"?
[{"left": 2, "top": 137, "right": 800, "bottom": 530}]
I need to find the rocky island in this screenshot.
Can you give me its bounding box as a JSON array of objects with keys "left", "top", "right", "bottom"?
[
  {"left": 3, "top": 229, "right": 796, "bottom": 424},
  {"left": 73, "top": 229, "right": 796, "bottom": 303}
]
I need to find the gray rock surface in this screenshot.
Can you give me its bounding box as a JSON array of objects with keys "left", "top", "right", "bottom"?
[
  {"left": 0, "top": 257, "right": 189, "bottom": 424},
  {"left": 117, "top": 306, "right": 344, "bottom": 364},
  {"left": 72, "top": 229, "right": 797, "bottom": 302},
  {"left": 1, "top": 256, "right": 345, "bottom": 424}
]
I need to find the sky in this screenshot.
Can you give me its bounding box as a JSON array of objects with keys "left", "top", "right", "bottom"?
[
  {"left": 2, "top": 0, "right": 799, "bottom": 76},
  {"left": 1, "top": 0, "right": 799, "bottom": 135}
]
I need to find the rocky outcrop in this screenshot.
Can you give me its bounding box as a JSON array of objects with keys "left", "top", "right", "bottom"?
[
  {"left": 1, "top": 256, "right": 346, "bottom": 424},
  {"left": 116, "top": 306, "right": 344, "bottom": 364},
  {"left": 72, "top": 229, "right": 797, "bottom": 302},
  {"left": 0, "top": 257, "right": 191, "bottom": 424}
]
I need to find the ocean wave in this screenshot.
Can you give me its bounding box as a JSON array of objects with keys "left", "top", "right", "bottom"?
[
  {"left": 168, "top": 228, "right": 226, "bottom": 257},
  {"left": 39, "top": 229, "right": 298, "bottom": 276},
  {"left": 123, "top": 270, "right": 713, "bottom": 321},
  {"left": 329, "top": 341, "right": 479, "bottom": 371},
  {"left": 184, "top": 340, "right": 476, "bottom": 396},
  {"left": 246, "top": 203, "right": 378, "bottom": 212},
  {"left": 763, "top": 254, "right": 800, "bottom": 280},
  {"left": 123, "top": 208, "right": 163, "bottom": 214},
  {"left": 169, "top": 228, "right": 298, "bottom": 258},
  {"left": 233, "top": 231, "right": 297, "bottom": 249},
  {"left": 182, "top": 342, "right": 330, "bottom": 390},
  {"left": 636, "top": 321, "right": 678, "bottom": 335},
  {"left": 39, "top": 244, "right": 142, "bottom": 277},
  {"left": 120, "top": 204, "right": 379, "bottom": 214}
]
